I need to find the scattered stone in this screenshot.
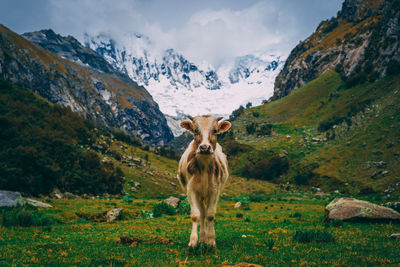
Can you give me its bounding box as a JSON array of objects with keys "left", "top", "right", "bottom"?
[
  {"left": 50, "top": 188, "right": 64, "bottom": 199},
  {"left": 312, "top": 187, "right": 321, "bottom": 192},
  {"left": 389, "top": 233, "right": 400, "bottom": 239},
  {"left": 241, "top": 235, "right": 247, "bottom": 238},
  {"left": 105, "top": 208, "right": 123, "bottom": 222},
  {"left": 312, "top": 138, "right": 320, "bottom": 142},
  {"left": 371, "top": 170, "right": 389, "bottom": 179},
  {"left": 373, "top": 161, "right": 387, "bottom": 169},
  {"left": 234, "top": 202, "right": 242, "bottom": 209},
  {"left": 130, "top": 187, "right": 137, "bottom": 193},
  {"left": 0, "top": 190, "right": 25, "bottom": 207},
  {"left": 286, "top": 135, "right": 291, "bottom": 139},
  {"left": 325, "top": 197, "right": 400, "bottom": 221},
  {"left": 163, "top": 196, "right": 181, "bottom": 209},
  {"left": 223, "top": 263, "right": 264, "bottom": 267},
  {"left": 333, "top": 190, "right": 340, "bottom": 194},
  {"left": 25, "top": 198, "right": 53, "bottom": 208}
]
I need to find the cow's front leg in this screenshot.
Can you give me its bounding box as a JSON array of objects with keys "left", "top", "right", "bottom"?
[
  {"left": 206, "top": 190, "right": 219, "bottom": 247},
  {"left": 187, "top": 190, "right": 201, "bottom": 247},
  {"left": 199, "top": 201, "right": 207, "bottom": 243}
]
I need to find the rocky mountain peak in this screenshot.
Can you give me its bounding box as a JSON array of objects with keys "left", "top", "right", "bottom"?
[{"left": 272, "top": 0, "right": 399, "bottom": 100}]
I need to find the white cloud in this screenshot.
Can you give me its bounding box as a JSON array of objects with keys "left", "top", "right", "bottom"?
[{"left": 9, "top": 0, "right": 342, "bottom": 68}]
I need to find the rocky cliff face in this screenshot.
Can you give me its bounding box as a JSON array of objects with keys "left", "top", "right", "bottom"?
[
  {"left": 0, "top": 26, "right": 173, "bottom": 144},
  {"left": 273, "top": 0, "right": 400, "bottom": 99}
]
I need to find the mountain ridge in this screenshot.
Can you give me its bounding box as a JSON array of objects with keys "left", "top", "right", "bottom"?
[{"left": 0, "top": 25, "right": 173, "bottom": 144}]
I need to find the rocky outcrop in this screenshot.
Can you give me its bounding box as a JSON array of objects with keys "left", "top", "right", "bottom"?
[
  {"left": 0, "top": 26, "right": 173, "bottom": 144},
  {"left": 0, "top": 190, "right": 25, "bottom": 207},
  {"left": 273, "top": 0, "right": 400, "bottom": 99},
  {"left": 325, "top": 197, "right": 400, "bottom": 221}
]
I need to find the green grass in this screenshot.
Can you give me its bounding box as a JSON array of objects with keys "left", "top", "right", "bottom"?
[
  {"left": 226, "top": 71, "right": 400, "bottom": 195},
  {"left": 0, "top": 196, "right": 399, "bottom": 266}
]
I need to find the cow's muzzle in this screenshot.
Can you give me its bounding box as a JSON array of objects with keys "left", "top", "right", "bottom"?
[{"left": 198, "top": 144, "right": 212, "bottom": 154}]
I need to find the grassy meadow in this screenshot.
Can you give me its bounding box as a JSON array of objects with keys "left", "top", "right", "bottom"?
[{"left": 1, "top": 193, "right": 399, "bottom": 266}]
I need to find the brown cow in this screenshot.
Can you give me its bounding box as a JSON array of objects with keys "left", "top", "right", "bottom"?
[{"left": 177, "top": 115, "right": 231, "bottom": 247}]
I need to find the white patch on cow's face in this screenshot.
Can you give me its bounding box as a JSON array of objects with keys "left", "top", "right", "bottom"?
[{"left": 191, "top": 116, "right": 218, "bottom": 155}]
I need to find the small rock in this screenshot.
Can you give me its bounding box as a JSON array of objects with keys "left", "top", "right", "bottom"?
[
  {"left": 312, "top": 138, "right": 320, "bottom": 142},
  {"left": 50, "top": 188, "right": 64, "bottom": 199},
  {"left": 105, "top": 208, "right": 123, "bottom": 222},
  {"left": 0, "top": 190, "right": 25, "bottom": 207},
  {"left": 389, "top": 233, "right": 400, "bottom": 239},
  {"left": 373, "top": 161, "right": 387, "bottom": 169},
  {"left": 286, "top": 135, "right": 291, "bottom": 139},
  {"left": 25, "top": 198, "right": 53, "bottom": 208},
  {"left": 234, "top": 202, "right": 242, "bottom": 209},
  {"left": 241, "top": 235, "right": 247, "bottom": 238},
  {"left": 163, "top": 196, "right": 181, "bottom": 209}
]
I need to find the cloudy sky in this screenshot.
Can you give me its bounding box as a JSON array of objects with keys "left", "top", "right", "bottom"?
[{"left": 1, "top": 0, "right": 343, "bottom": 67}]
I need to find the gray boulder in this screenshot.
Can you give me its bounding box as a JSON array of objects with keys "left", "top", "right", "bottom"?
[
  {"left": 164, "top": 196, "right": 181, "bottom": 209},
  {"left": 325, "top": 197, "right": 400, "bottom": 221},
  {"left": 0, "top": 190, "right": 26, "bottom": 207}
]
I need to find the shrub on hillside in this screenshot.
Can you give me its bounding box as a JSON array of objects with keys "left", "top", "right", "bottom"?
[
  {"left": 152, "top": 202, "right": 176, "bottom": 217},
  {"left": 0, "top": 80, "right": 124, "bottom": 196},
  {"left": 224, "top": 141, "right": 251, "bottom": 157},
  {"left": 293, "top": 163, "right": 319, "bottom": 185},
  {"left": 113, "top": 130, "right": 141, "bottom": 147},
  {"left": 257, "top": 124, "right": 273, "bottom": 136},
  {"left": 242, "top": 155, "right": 289, "bottom": 181},
  {"left": 246, "top": 123, "right": 257, "bottom": 134},
  {"left": 1, "top": 206, "right": 55, "bottom": 227}
]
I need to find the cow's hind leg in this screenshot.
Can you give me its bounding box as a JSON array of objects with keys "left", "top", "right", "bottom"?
[{"left": 188, "top": 190, "right": 201, "bottom": 247}]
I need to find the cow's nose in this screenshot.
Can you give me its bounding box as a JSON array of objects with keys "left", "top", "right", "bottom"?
[{"left": 200, "top": 144, "right": 210, "bottom": 152}]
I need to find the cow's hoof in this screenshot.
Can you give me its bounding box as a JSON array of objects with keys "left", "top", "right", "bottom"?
[
  {"left": 188, "top": 241, "right": 197, "bottom": 247},
  {"left": 188, "top": 237, "right": 198, "bottom": 247},
  {"left": 199, "top": 233, "right": 207, "bottom": 243},
  {"left": 207, "top": 240, "right": 216, "bottom": 247}
]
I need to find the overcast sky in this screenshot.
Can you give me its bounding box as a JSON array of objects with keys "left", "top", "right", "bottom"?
[{"left": 0, "top": 0, "right": 343, "bottom": 67}]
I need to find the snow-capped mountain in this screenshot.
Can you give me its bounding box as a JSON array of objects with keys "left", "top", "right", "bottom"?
[{"left": 85, "top": 33, "right": 285, "bottom": 135}]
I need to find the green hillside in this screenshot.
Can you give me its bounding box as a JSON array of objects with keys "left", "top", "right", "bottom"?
[
  {"left": 225, "top": 70, "right": 400, "bottom": 195},
  {"left": 0, "top": 80, "right": 124, "bottom": 195}
]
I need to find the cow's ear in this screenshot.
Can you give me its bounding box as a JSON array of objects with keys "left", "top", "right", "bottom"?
[
  {"left": 180, "top": 120, "right": 193, "bottom": 132},
  {"left": 218, "top": 121, "right": 231, "bottom": 133}
]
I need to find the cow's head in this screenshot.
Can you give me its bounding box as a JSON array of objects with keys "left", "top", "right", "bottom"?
[{"left": 180, "top": 115, "right": 231, "bottom": 155}]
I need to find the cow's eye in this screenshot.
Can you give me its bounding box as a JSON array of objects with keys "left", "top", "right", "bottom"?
[
  {"left": 212, "top": 129, "right": 218, "bottom": 134},
  {"left": 194, "top": 129, "right": 200, "bottom": 134}
]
